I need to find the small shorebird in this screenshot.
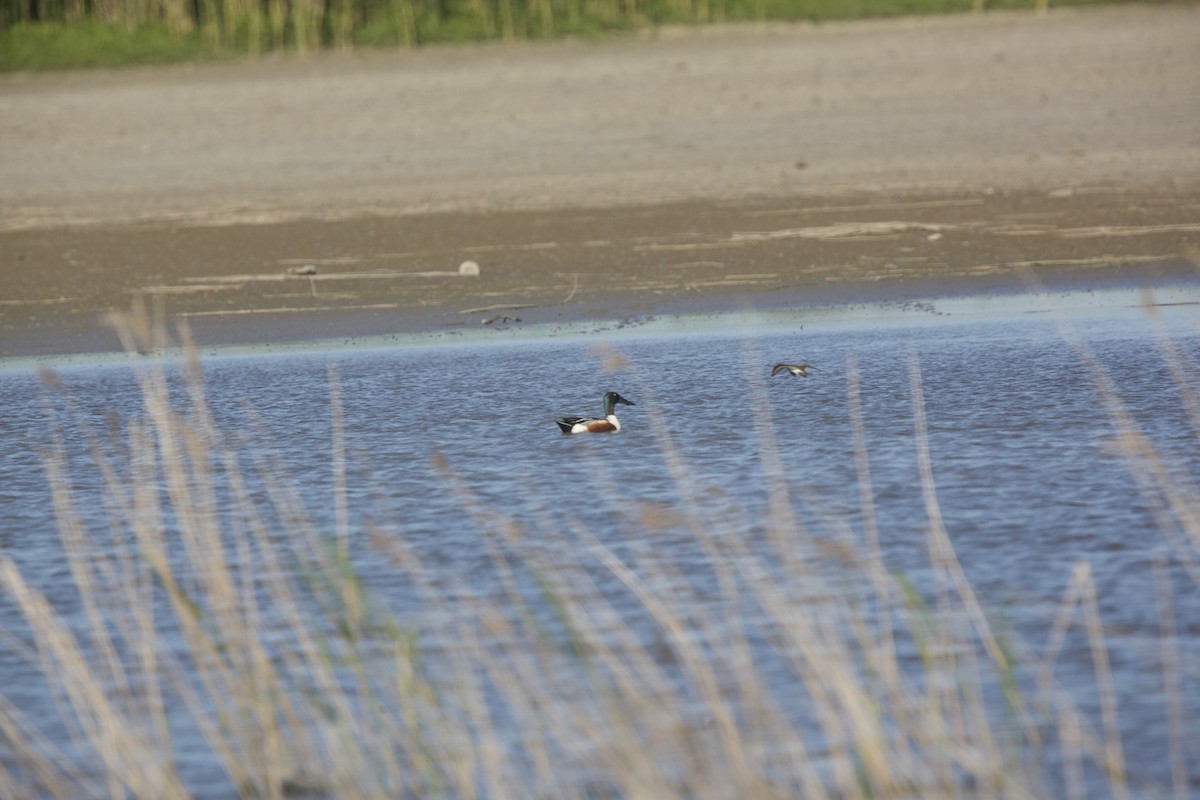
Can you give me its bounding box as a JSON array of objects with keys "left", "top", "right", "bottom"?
[
  {"left": 771, "top": 363, "right": 815, "bottom": 377},
  {"left": 555, "top": 391, "right": 635, "bottom": 434}
]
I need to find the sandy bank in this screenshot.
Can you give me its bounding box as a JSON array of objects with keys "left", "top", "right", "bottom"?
[{"left": 1, "top": 6, "right": 1198, "bottom": 357}]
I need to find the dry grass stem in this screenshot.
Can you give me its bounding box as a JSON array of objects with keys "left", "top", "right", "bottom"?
[{"left": 2, "top": 303, "right": 1193, "bottom": 798}]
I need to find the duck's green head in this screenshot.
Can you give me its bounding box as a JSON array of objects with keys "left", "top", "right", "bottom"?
[{"left": 603, "top": 391, "right": 635, "bottom": 415}]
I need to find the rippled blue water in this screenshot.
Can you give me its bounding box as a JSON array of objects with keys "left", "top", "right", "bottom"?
[{"left": 2, "top": 302, "right": 1199, "bottom": 796}]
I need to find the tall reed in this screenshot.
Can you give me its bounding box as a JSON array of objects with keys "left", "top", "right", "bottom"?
[{"left": 0, "top": 301, "right": 1194, "bottom": 798}]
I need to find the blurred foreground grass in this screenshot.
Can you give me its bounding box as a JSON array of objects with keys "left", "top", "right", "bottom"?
[
  {"left": 1, "top": 301, "right": 1196, "bottom": 797},
  {"left": 0, "top": 0, "right": 1188, "bottom": 71}
]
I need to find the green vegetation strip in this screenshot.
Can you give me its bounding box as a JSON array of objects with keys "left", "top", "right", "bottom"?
[{"left": 0, "top": 0, "right": 1189, "bottom": 71}]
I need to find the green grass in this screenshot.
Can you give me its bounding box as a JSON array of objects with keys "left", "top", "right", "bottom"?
[
  {"left": 0, "top": 0, "right": 1191, "bottom": 72},
  {"left": 0, "top": 22, "right": 217, "bottom": 71}
]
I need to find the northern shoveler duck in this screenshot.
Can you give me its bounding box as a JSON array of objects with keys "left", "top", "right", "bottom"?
[
  {"left": 555, "top": 391, "right": 635, "bottom": 434},
  {"left": 771, "top": 363, "right": 815, "bottom": 377}
]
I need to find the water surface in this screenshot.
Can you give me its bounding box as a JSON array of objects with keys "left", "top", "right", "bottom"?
[{"left": 2, "top": 299, "right": 1198, "bottom": 796}]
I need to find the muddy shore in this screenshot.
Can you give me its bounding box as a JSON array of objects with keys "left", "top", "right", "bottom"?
[{"left": 2, "top": 6, "right": 1198, "bottom": 358}]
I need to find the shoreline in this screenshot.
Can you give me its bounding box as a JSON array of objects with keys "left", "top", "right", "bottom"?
[
  {"left": 2, "top": 7, "right": 1198, "bottom": 359},
  {"left": 6, "top": 274, "right": 1198, "bottom": 373},
  {"left": 3, "top": 187, "right": 1198, "bottom": 359}
]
